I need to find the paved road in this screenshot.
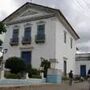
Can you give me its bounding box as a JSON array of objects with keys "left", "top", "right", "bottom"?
[
  {"left": 58, "top": 81, "right": 90, "bottom": 90},
  {"left": 0, "top": 81, "right": 89, "bottom": 90}
]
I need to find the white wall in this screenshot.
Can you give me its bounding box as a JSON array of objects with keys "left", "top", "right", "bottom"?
[
  {"left": 55, "top": 19, "right": 76, "bottom": 74},
  {"left": 3, "top": 17, "right": 56, "bottom": 69},
  {"left": 3, "top": 17, "right": 77, "bottom": 73}
]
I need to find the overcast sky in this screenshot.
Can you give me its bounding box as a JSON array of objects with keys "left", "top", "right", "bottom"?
[{"left": 0, "top": 0, "right": 90, "bottom": 52}]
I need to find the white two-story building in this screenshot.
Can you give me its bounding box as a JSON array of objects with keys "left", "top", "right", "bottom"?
[{"left": 3, "top": 2, "right": 79, "bottom": 75}]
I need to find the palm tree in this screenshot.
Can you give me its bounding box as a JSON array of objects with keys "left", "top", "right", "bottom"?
[{"left": 40, "top": 57, "right": 51, "bottom": 78}]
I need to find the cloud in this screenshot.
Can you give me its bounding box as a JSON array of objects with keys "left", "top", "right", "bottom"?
[
  {"left": 13, "top": 0, "right": 31, "bottom": 6},
  {"left": 1, "top": 0, "right": 90, "bottom": 52},
  {"left": 0, "top": 11, "right": 7, "bottom": 21},
  {"left": 0, "top": 0, "right": 18, "bottom": 20}
]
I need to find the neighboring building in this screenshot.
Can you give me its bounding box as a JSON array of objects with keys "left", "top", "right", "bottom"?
[
  {"left": 2, "top": 2, "right": 79, "bottom": 75},
  {"left": 75, "top": 53, "right": 90, "bottom": 77}
]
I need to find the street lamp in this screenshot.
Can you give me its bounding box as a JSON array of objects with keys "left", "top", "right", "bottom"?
[{"left": 0, "top": 48, "right": 8, "bottom": 79}]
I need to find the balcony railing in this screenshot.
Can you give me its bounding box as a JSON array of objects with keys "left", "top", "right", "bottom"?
[
  {"left": 35, "top": 34, "right": 45, "bottom": 43},
  {"left": 10, "top": 37, "right": 19, "bottom": 46},
  {"left": 22, "top": 36, "right": 31, "bottom": 45}
]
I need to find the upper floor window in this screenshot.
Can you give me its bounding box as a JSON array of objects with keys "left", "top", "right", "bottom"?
[
  {"left": 64, "top": 31, "right": 67, "bottom": 43},
  {"left": 24, "top": 27, "right": 31, "bottom": 37},
  {"left": 22, "top": 27, "right": 31, "bottom": 45},
  {"left": 37, "top": 24, "right": 45, "bottom": 35},
  {"left": 35, "top": 24, "right": 45, "bottom": 44},
  {"left": 10, "top": 28, "right": 19, "bottom": 46},
  {"left": 12, "top": 29, "right": 19, "bottom": 38},
  {"left": 70, "top": 38, "right": 73, "bottom": 48}
]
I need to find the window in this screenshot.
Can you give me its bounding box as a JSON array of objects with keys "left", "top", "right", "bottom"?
[
  {"left": 64, "top": 31, "right": 67, "bottom": 43},
  {"left": 37, "top": 24, "right": 45, "bottom": 35},
  {"left": 12, "top": 29, "right": 19, "bottom": 38},
  {"left": 35, "top": 24, "right": 45, "bottom": 43},
  {"left": 24, "top": 27, "right": 31, "bottom": 37},
  {"left": 70, "top": 38, "right": 73, "bottom": 48},
  {"left": 22, "top": 27, "right": 31, "bottom": 45},
  {"left": 10, "top": 29, "right": 19, "bottom": 46}
]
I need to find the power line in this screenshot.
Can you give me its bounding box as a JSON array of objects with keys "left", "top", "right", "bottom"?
[{"left": 72, "top": 0, "right": 90, "bottom": 17}]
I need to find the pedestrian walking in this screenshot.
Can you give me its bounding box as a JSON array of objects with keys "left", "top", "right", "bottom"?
[
  {"left": 88, "top": 69, "right": 90, "bottom": 78},
  {"left": 69, "top": 70, "right": 73, "bottom": 86},
  {"left": 87, "top": 69, "right": 90, "bottom": 90}
]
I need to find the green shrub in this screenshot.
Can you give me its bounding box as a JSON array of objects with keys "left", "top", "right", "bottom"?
[
  {"left": 5, "top": 57, "right": 26, "bottom": 74},
  {"left": 25, "top": 64, "right": 41, "bottom": 78},
  {"left": 31, "top": 68, "right": 40, "bottom": 75},
  {"left": 28, "top": 68, "right": 41, "bottom": 78},
  {"left": 0, "top": 21, "right": 6, "bottom": 34},
  {"left": 26, "top": 64, "right": 32, "bottom": 78},
  {"left": 62, "top": 76, "right": 69, "bottom": 81},
  {"left": 73, "top": 75, "right": 81, "bottom": 81},
  {"left": 31, "top": 75, "right": 41, "bottom": 79},
  {"left": 5, "top": 72, "right": 20, "bottom": 79}
]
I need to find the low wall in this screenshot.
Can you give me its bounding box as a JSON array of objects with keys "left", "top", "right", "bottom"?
[
  {"left": 0, "top": 84, "right": 61, "bottom": 90},
  {"left": 47, "top": 69, "right": 62, "bottom": 83},
  {"left": 0, "top": 78, "right": 46, "bottom": 86}
]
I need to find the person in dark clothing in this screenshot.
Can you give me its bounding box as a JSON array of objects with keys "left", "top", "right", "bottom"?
[
  {"left": 88, "top": 69, "right": 90, "bottom": 77},
  {"left": 69, "top": 70, "right": 73, "bottom": 86},
  {"left": 87, "top": 69, "right": 90, "bottom": 90}
]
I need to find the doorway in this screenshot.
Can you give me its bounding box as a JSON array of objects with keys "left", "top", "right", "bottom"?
[
  {"left": 21, "top": 51, "right": 31, "bottom": 65},
  {"left": 64, "top": 60, "right": 67, "bottom": 76},
  {"left": 80, "top": 65, "right": 86, "bottom": 77}
]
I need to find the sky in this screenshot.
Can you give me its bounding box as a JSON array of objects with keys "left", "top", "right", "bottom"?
[{"left": 0, "top": 0, "right": 90, "bottom": 53}]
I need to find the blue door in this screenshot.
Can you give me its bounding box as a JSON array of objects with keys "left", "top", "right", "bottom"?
[
  {"left": 21, "top": 51, "right": 31, "bottom": 64},
  {"left": 80, "top": 65, "right": 86, "bottom": 77}
]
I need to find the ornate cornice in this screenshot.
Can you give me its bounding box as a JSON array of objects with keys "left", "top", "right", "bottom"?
[
  {"left": 6, "top": 14, "right": 55, "bottom": 25},
  {"left": 3, "top": 2, "right": 79, "bottom": 40}
]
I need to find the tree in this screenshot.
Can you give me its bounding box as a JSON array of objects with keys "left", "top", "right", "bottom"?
[
  {"left": 5, "top": 57, "right": 26, "bottom": 74},
  {"left": 0, "top": 39, "right": 3, "bottom": 46},
  {"left": 0, "top": 21, "right": 6, "bottom": 34},
  {"left": 40, "top": 57, "right": 51, "bottom": 78}
]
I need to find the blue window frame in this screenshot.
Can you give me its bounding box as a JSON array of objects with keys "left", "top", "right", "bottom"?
[
  {"left": 37, "top": 24, "right": 45, "bottom": 35},
  {"left": 24, "top": 27, "right": 31, "bottom": 37},
  {"left": 13, "top": 29, "right": 19, "bottom": 38}
]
